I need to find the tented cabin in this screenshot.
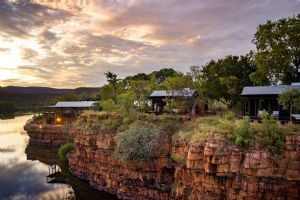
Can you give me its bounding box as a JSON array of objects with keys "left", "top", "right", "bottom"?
[
  {"left": 148, "top": 88, "right": 205, "bottom": 115},
  {"left": 241, "top": 83, "right": 300, "bottom": 121},
  {"left": 44, "top": 101, "right": 96, "bottom": 124}
]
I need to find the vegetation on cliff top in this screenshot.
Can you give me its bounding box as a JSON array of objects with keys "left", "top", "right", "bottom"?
[{"left": 114, "top": 123, "right": 163, "bottom": 162}]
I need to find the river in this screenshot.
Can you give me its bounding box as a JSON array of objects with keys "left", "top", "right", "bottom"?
[{"left": 0, "top": 115, "right": 118, "bottom": 200}]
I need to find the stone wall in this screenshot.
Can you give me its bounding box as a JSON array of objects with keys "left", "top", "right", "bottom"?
[
  {"left": 24, "top": 123, "right": 67, "bottom": 146},
  {"left": 68, "top": 123, "right": 300, "bottom": 199}
]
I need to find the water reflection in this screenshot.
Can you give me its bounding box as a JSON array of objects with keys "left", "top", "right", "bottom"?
[{"left": 0, "top": 116, "right": 118, "bottom": 200}]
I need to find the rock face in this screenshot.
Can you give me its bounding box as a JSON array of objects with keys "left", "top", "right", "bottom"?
[
  {"left": 69, "top": 122, "right": 300, "bottom": 200},
  {"left": 24, "top": 124, "right": 67, "bottom": 146},
  {"left": 68, "top": 129, "right": 174, "bottom": 200},
  {"left": 173, "top": 138, "right": 300, "bottom": 200}
]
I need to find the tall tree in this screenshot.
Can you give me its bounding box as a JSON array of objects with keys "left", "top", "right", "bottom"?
[
  {"left": 200, "top": 54, "right": 256, "bottom": 108},
  {"left": 104, "top": 71, "right": 120, "bottom": 103},
  {"left": 251, "top": 14, "right": 300, "bottom": 85},
  {"left": 278, "top": 89, "right": 300, "bottom": 121}
]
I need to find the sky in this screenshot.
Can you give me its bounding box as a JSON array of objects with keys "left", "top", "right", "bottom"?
[{"left": 0, "top": 0, "right": 299, "bottom": 88}]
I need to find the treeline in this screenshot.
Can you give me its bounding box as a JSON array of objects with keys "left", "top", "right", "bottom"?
[
  {"left": 97, "top": 14, "right": 300, "bottom": 111},
  {"left": 0, "top": 87, "right": 100, "bottom": 119},
  {"left": 0, "top": 101, "right": 14, "bottom": 119}
]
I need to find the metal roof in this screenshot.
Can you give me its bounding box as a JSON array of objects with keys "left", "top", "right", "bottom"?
[
  {"left": 149, "top": 88, "right": 197, "bottom": 98},
  {"left": 241, "top": 85, "right": 300, "bottom": 96},
  {"left": 47, "top": 101, "right": 96, "bottom": 108}
]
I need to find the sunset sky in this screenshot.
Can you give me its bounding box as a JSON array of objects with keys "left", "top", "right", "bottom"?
[{"left": 0, "top": 0, "right": 299, "bottom": 88}]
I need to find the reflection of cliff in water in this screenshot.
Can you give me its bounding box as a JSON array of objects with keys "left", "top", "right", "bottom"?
[{"left": 25, "top": 141, "right": 119, "bottom": 200}]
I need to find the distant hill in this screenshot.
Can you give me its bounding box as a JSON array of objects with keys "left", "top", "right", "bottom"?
[
  {"left": 0, "top": 86, "right": 72, "bottom": 94},
  {"left": 0, "top": 86, "right": 100, "bottom": 113}
]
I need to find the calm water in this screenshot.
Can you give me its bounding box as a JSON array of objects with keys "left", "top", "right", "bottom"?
[{"left": 0, "top": 115, "right": 118, "bottom": 200}]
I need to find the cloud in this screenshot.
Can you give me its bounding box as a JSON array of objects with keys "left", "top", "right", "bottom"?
[{"left": 0, "top": 0, "right": 299, "bottom": 88}]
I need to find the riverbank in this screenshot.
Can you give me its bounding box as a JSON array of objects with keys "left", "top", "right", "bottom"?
[{"left": 0, "top": 115, "right": 118, "bottom": 200}]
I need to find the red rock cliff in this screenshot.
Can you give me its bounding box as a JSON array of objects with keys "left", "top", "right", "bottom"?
[{"left": 68, "top": 120, "right": 300, "bottom": 200}]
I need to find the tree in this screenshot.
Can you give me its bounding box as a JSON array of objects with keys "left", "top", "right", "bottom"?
[
  {"left": 150, "top": 68, "right": 179, "bottom": 84},
  {"left": 278, "top": 89, "right": 300, "bottom": 121},
  {"left": 128, "top": 80, "right": 151, "bottom": 111},
  {"left": 101, "top": 99, "right": 117, "bottom": 113},
  {"left": 104, "top": 71, "right": 120, "bottom": 103},
  {"left": 0, "top": 101, "right": 15, "bottom": 119},
  {"left": 161, "top": 75, "right": 196, "bottom": 116},
  {"left": 118, "top": 92, "right": 136, "bottom": 117},
  {"left": 251, "top": 14, "right": 300, "bottom": 85},
  {"left": 200, "top": 54, "right": 255, "bottom": 108}
]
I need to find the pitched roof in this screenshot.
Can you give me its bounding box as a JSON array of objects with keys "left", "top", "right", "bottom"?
[
  {"left": 48, "top": 101, "right": 96, "bottom": 108},
  {"left": 149, "top": 88, "right": 197, "bottom": 98},
  {"left": 241, "top": 85, "right": 300, "bottom": 96}
]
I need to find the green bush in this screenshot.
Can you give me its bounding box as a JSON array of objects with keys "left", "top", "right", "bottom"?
[
  {"left": 224, "top": 111, "right": 235, "bottom": 120},
  {"left": 114, "top": 123, "right": 163, "bottom": 162},
  {"left": 101, "top": 99, "right": 117, "bottom": 113},
  {"left": 58, "top": 142, "right": 74, "bottom": 160},
  {"left": 258, "top": 112, "right": 286, "bottom": 162},
  {"left": 232, "top": 116, "right": 253, "bottom": 149}
]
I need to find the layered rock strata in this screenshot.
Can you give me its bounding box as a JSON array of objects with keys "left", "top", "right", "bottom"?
[
  {"left": 24, "top": 124, "right": 67, "bottom": 146},
  {"left": 69, "top": 128, "right": 300, "bottom": 200}
]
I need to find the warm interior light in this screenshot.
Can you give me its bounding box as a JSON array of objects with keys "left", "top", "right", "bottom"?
[
  {"left": 39, "top": 125, "right": 43, "bottom": 129},
  {"left": 56, "top": 117, "right": 62, "bottom": 123}
]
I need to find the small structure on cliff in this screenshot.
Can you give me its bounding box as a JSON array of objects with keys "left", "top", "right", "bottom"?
[
  {"left": 45, "top": 101, "right": 96, "bottom": 124},
  {"left": 241, "top": 83, "right": 300, "bottom": 121},
  {"left": 148, "top": 88, "right": 206, "bottom": 115}
]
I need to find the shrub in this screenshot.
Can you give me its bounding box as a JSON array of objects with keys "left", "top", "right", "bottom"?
[
  {"left": 258, "top": 112, "right": 286, "bottom": 163},
  {"left": 58, "top": 142, "right": 74, "bottom": 160},
  {"left": 114, "top": 123, "right": 163, "bottom": 162},
  {"left": 101, "top": 117, "right": 123, "bottom": 133},
  {"left": 101, "top": 99, "right": 117, "bottom": 113},
  {"left": 224, "top": 111, "right": 235, "bottom": 120},
  {"left": 232, "top": 116, "right": 253, "bottom": 149}
]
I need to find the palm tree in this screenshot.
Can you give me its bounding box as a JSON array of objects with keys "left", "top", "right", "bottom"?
[{"left": 104, "top": 71, "right": 120, "bottom": 103}]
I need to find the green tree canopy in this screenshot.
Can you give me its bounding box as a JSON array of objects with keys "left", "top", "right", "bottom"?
[
  {"left": 251, "top": 14, "right": 300, "bottom": 85},
  {"left": 101, "top": 99, "right": 117, "bottom": 113},
  {"left": 199, "top": 54, "right": 255, "bottom": 108},
  {"left": 278, "top": 89, "right": 300, "bottom": 120}
]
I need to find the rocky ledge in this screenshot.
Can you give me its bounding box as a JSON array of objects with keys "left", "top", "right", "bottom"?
[
  {"left": 24, "top": 123, "right": 66, "bottom": 146},
  {"left": 68, "top": 128, "right": 300, "bottom": 200}
]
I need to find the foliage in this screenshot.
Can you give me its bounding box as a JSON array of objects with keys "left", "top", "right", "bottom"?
[
  {"left": 151, "top": 68, "right": 179, "bottom": 84},
  {"left": 128, "top": 80, "right": 151, "bottom": 111},
  {"left": 114, "top": 123, "right": 163, "bottom": 162},
  {"left": 0, "top": 101, "right": 15, "bottom": 119},
  {"left": 58, "top": 142, "right": 74, "bottom": 160},
  {"left": 199, "top": 54, "right": 255, "bottom": 108},
  {"left": 257, "top": 112, "right": 287, "bottom": 163},
  {"left": 251, "top": 14, "right": 300, "bottom": 84},
  {"left": 104, "top": 71, "right": 121, "bottom": 103},
  {"left": 224, "top": 111, "right": 235, "bottom": 121},
  {"left": 101, "top": 99, "right": 117, "bottom": 113},
  {"left": 91, "top": 101, "right": 102, "bottom": 111},
  {"left": 232, "top": 116, "right": 253, "bottom": 149},
  {"left": 161, "top": 74, "right": 193, "bottom": 90},
  {"left": 118, "top": 91, "right": 136, "bottom": 116},
  {"left": 278, "top": 89, "right": 300, "bottom": 120}
]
